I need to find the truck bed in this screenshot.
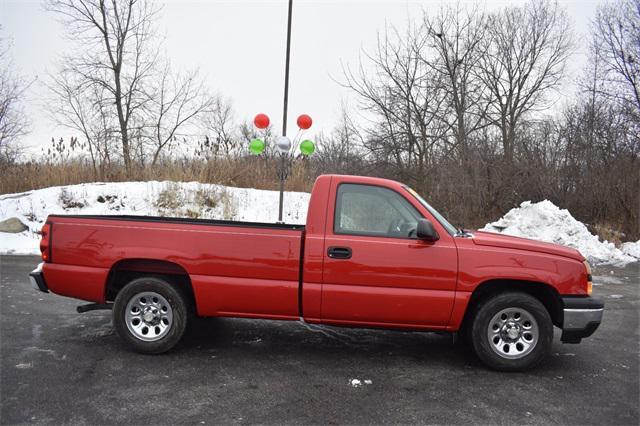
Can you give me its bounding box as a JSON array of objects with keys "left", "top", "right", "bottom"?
[{"left": 43, "top": 214, "right": 305, "bottom": 320}]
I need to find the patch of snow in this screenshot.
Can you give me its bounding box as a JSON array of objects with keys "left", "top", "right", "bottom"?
[
  {"left": 349, "top": 378, "right": 372, "bottom": 387},
  {"left": 621, "top": 241, "right": 640, "bottom": 259},
  {"left": 0, "top": 232, "right": 42, "bottom": 255},
  {"left": 481, "top": 200, "right": 636, "bottom": 266},
  {"left": 15, "top": 362, "right": 32, "bottom": 369},
  {"left": 593, "top": 275, "right": 624, "bottom": 285},
  {"left": 0, "top": 181, "right": 310, "bottom": 255}
]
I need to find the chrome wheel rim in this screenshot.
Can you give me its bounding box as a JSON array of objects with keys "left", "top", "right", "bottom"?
[
  {"left": 125, "top": 291, "right": 173, "bottom": 342},
  {"left": 487, "top": 307, "right": 539, "bottom": 359}
]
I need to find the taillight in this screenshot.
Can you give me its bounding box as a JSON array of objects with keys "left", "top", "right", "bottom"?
[
  {"left": 583, "top": 260, "right": 592, "bottom": 296},
  {"left": 40, "top": 223, "right": 52, "bottom": 262}
]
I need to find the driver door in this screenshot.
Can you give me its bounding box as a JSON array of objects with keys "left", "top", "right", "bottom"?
[{"left": 321, "top": 182, "right": 458, "bottom": 329}]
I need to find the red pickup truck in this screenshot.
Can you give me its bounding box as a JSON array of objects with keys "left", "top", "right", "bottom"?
[{"left": 29, "top": 174, "right": 603, "bottom": 371}]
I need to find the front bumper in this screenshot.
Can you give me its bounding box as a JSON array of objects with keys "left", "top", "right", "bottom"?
[
  {"left": 561, "top": 296, "right": 604, "bottom": 343},
  {"left": 29, "top": 262, "right": 49, "bottom": 293}
]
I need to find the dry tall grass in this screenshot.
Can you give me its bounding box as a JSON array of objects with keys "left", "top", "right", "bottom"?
[
  {"left": 1, "top": 154, "right": 636, "bottom": 242},
  {"left": 0, "top": 157, "right": 315, "bottom": 195}
]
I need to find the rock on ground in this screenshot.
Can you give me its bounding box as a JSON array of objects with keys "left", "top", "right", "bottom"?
[{"left": 0, "top": 217, "right": 28, "bottom": 233}]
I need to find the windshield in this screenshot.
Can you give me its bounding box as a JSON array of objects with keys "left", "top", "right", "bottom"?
[{"left": 403, "top": 187, "right": 458, "bottom": 236}]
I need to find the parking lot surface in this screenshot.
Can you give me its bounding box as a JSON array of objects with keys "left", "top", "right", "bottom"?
[{"left": 1, "top": 255, "right": 638, "bottom": 425}]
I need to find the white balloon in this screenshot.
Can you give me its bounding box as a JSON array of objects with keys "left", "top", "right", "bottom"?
[{"left": 275, "top": 136, "right": 292, "bottom": 153}]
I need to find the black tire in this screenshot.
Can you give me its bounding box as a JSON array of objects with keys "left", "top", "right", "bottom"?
[
  {"left": 113, "top": 276, "right": 188, "bottom": 354},
  {"left": 470, "top": 292, "right": 553, "bottom": 371}
]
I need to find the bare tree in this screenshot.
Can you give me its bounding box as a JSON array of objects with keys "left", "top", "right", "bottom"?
[
  {"left": 315, "top": 107, "right": 364, "bottom": 175},
  {"left": 46, "top": 65, "right": 117, "bottom": 178},
  {"left": 591, "top": 0, "right": 640, "bottom": 121},
  {"left": 47, "top": 0, "right": 160, "bottom": 177},
  {"left": 145, "top": 63, "right": 214, "bottom": 165},
  {"left": 0, "top": 28, "right": 30, "bottom": 163},
  {"left": 198, "top": 96, "right": 238, "bottom": 158},
  {"left": 566, "top": 0, "right": 640, "bottom": 236},
  {"left": 421, "top": 4, "right": 489, "bottom": 163},
  {"left": 342, "top": 25, "right": 451, "bottom": 188},
  {"left": 478, "top": 0, "right": 573, "bottom": 162}
]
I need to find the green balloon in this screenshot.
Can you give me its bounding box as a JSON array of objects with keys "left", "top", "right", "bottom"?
[
  {"left": 249, "top": 138, "right": 265, "bottom": 155},
  {"left": 300, "top": 139, "right": 315, "bottom": 156}
]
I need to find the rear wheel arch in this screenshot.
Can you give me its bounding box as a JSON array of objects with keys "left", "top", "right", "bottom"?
[
  {"left": 105, "top": 259, "right": 195, "bottom": 313},
  {"left": 461, "top": 279, "right": 563, "bottom": 330}
]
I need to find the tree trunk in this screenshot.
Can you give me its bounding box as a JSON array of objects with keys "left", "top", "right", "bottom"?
[
  {"left": 457, "top": 116, "right": 466, "bottom": 164},
  {"left": 113, "top": 72, "right": 132, "bottom": 178}
]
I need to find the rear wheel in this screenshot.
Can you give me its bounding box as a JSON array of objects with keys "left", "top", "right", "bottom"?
[
  {"left": 113, "top": 277, "right": 188, "bottom": 354},
  {"left": 470, "top": 292, "right": 553, "bottom": 371}
]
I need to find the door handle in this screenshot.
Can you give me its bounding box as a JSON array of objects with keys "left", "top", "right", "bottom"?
[{"left": 327, "top": 246, "right": 352, "bottom": 259}]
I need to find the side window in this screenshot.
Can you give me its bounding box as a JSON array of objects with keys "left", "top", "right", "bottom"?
[{"left": 334, "top": 184, "right": 422, "bottom": 238}]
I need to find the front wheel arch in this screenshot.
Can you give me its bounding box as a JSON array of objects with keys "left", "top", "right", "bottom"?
[{"left": 461, "top": 279, "right": 563, "bottom": 331}]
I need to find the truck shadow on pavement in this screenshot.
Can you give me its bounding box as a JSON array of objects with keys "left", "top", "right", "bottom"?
[
  {"left": 63, "top": 308, "right": 594, "bottom": 375},
  {"left": 172, "top": 316, "right": 574, "bottom": 373}
]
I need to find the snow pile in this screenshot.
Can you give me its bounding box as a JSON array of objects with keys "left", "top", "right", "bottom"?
[
  {"left": 0, "top": 181, "right": 310, "bottom": 255},
  {"left": 621, "top": 241, "right": 640, "bottom": 259},
  {"left": 481, "top": 200, "right": 637, "bottom": 266}
]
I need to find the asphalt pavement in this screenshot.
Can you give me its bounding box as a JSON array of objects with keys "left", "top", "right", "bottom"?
[{"left": 1, "top": 255, "right": 638, "bottom": 425}]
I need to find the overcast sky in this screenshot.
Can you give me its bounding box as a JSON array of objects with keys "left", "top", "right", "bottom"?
[{"left": 1, "top": 0, "right": 604, "bottom": 156}]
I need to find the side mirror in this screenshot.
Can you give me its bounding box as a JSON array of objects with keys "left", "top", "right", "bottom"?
[{"left": 416, "top": 219, "right": 439, "bottom": 241}]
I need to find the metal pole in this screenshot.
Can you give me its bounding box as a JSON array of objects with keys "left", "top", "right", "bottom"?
[
  {"left": 278, "top": 0, "right": 293, "bottom": 223},
  {"left": 277, "top": 154, "right": 286, "bottom": 223}
]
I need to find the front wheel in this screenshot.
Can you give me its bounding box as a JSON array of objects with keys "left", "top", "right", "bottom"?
[
  {"left": 470, "top": 292, "right": 553, "bottom": 371},
  {"left": 113, "top": 277, "right": 188, "bottom": 354}
]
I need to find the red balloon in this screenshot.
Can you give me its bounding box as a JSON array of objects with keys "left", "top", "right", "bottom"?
[
  {"left": 297, "top": 114, "right": 312, "bottom": 130},
  {"left": 254, "top": 113, "right": 270, "bottom": 129}
]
